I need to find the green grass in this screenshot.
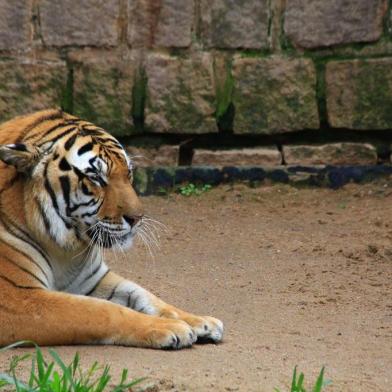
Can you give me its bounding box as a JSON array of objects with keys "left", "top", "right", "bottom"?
[
  {"left": 0, "top": 343, "right": 329, "bottom": 391},
  {"left": 0, "top": 342, "right": 143, "bottom": 392},
  {"left": 178, "top": 183, "right": 212, "bottom": 197},
  {"left": 274, "top": 367, "right": 328, "bottom": 392}
]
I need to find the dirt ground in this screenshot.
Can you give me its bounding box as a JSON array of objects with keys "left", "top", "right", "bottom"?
[{"left": 1, "top": 181, "right": 392, "bottom": 391}]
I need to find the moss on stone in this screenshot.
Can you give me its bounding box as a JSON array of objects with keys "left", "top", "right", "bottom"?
[
  {"left": 327, "top": 58, "right": 392, "bottom": 129},
  {"left": 314, "top": 60, "right": 328, "bottom": 128},
  {"left": 61, "top": 66, "right": 74, "bottom": 113},
  {"left": 133, "top": 167, "right": 149, "bottom": 195},
  {"left": 232, "top": 56, "right": 319, "bottom": 134},
  {"left": 215, "top": 59, "right": 234, "bottom": 132},
  {"left": 353, "top": 60, "right": 392, "bottom": 128},
  {"left": 132, "top": 68, "right": 147, "bottom": 132},
  {"left": 0, "top": 61, "right": 67, "bottom": 122},
  {"left": 73, "top": 62, "right": 135, "bottom": 136},
  {"left": 145, "top": 53, "right": 217, "bottom": 134}
]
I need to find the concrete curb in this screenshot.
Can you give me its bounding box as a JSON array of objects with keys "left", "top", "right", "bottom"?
[{"left": 133, "top": 165, "right": 392, "bottom": 195}]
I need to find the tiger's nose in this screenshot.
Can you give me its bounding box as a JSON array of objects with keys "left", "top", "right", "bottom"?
[{"left": 123, "top": 214, "right": 143, "bottom": 227}]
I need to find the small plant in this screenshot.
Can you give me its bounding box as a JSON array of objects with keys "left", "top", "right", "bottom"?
[
  {"left": 178, "top": 183, "right": 212, "bottom": 197},
  {"left": 274, "top": 367, "right": 327, "bottom": 392},
  {"left": 0, "top": 342, "right": 144, "bottom": 392}
]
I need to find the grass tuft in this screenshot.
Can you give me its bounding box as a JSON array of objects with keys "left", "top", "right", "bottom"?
[
  {"left": 0, "top": 342, "right": 144, "bottom": 392},
  {"left": 274, "top": 367, "right": 329, "bottom": 392},
  {"left": 178, "top": 183, "right": 212, "bottom": 197}
]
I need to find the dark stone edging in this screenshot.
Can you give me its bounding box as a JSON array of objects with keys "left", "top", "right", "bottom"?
[{"left": 133, "top": 165, "right": 392, "bottom": 195}]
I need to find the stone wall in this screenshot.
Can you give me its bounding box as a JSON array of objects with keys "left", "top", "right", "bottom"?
[{"left": 0, "top": 0, "right": 392, "bottom": 166}]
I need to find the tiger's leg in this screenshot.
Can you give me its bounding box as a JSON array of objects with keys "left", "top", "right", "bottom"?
[
  {"left": 87, "top": 271, "right": 224, "bottom": 342},
  {"left": 0, "top": 279, "right": 197, "bottom": 348}
]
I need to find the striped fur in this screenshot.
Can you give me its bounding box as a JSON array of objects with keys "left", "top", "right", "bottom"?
[{"left": 0, "top": 109, "right": 223, "bottom": 349}]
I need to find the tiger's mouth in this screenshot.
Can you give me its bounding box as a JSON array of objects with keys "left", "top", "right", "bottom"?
[{"left": 85, "top": 222, "right": 135, "bottom": 249}]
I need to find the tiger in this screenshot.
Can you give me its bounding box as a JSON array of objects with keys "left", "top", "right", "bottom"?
[{"left": 0, "top": 109, "right": 223, "bottom": 349}]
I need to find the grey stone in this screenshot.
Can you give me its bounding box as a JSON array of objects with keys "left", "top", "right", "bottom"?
[
  {"left": 283, "top": 143, "right": 378, "bottom": 165},
  {"left": 73, "top": 59, "right": 135, "bottom": 136},
  {"left": 284, "top": 0, "right": 387, "bottom": 49},
  {"left": 145, "top": 53, "right": 217, "bottom": 134},
  {"left": 326, "top": 58, "right": 392, "bottom": 129},
  {"left": 0, "top": 0, "right": 30, "bottom": 50},
  {"left": 192, "top": 148, "right": 282, "bottom": 166},
  {"left": 125, "top": 145, "right": 179, "bottom": 167},
  {"left": 40, "top": 0, "right": 119, "bottom": 46},
  {"left": 128, "top": 0, "right": 193, "bottom": 48},
  {"left": 200, "top": 0, "right": 269, "bottom": 49},
  {"left": 0, "top": 60, "right": 67, "bottom": 122},
  {"left": 232, "top": 56, "right": 319, "bottom": 134}
]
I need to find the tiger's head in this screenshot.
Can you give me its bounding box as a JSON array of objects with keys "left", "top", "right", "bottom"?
[{"left": 0, "top": 123, "right": 144, "bottom": 252}]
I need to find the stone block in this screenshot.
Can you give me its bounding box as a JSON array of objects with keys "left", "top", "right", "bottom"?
[
  {"left": 0, "top": 60, "right": 67, "bottom": 122},
  {"left": 128, "top": 0, "right": 193, "bottom": 48},
  {"left": 283, "top": 143, "right": 378, "bottom": 165},
  {"left": 145, "top": 53, "right": 217, "bottom": 134},
  {"left": 326, "top": 59, "right": 392, "bottom": 129},
  {"left": 125, "top": 145, "right": 179, "bottom": 167},
  {"left": 0, "top": 0, "right": 30, "bottom": 50},
  {"left": 192, "top": 147, "right": 282, "bottom": 166},
  {"left": 232, "top": 56, "right": 319, "bottom": 134},
  {"left": 200, "top": 0, "right": 269, "bottom": 49},
  {"left": 73, "top": 60, "right": 135, "bottom": 136},
  {"left": 284, "top": 0, "right": 387, "bottom": 49},
  {"left": 40, "top": 0, "right": 119, "bottom": 46}
]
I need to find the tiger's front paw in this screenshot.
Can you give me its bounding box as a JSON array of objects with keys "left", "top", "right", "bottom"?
[
  {"left": 191, "top": 315, "right": 224, "bottom": 343},
  {"left": 173, "top": 314, "right": 223, "bottom": 343},
  {"left": 158, "top": 307, "right": 223, "bottom": 343},
  {"left": 145, "top": 319, "right": 197, "bottom": 349}
]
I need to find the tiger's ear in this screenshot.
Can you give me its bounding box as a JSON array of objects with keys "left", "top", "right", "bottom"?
[{"left": 0, "top": 143, "right": 41, "bottom": 173}]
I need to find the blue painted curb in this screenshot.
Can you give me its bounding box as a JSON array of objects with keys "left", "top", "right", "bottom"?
[{"left": 133, "top": 165, "right": 392, "bottom": 195}]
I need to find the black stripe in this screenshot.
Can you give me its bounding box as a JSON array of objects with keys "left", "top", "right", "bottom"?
[
  {"left": 35, "top": 198, "right": 52, "bottom": 235},
  {"left": 0, "top": 273, "right": 43, "bottom": 290},
  {"left": 43, "top": 162, "right": 72, "bottom": 229},
  {"left": 64, "top": 133, "right": 77, "bottom": 150},
  {"left": 0, "top": 220, "right": 52, "bottom": 280},
  {"left": 33, "top": 122, "right": 73, "bottom": 142},
  {"left": 107, "top": 150, "right": 124, "bottom": 161},
  {"left": 59, "top": 175, "right": 71, "bottom": 210},
  {"left": 80, "top": 199, "right": 104, "bottom": 218},
  {"left": 2, "top": 254, "right": 47, "bottom": 287},
  {"left": 59, "top": 158, "right": 71, "bottom": 171},
  {"left": 81, "top": 261, "right": 102, "bottom": 285},
  {"left": 69, "top": 198, "right": 97, "bottom": 213},
  {"left": 81, "top": 182, "right": 93, "bottom": 196},
  {"left": 38, "top": 127, "right": 77, "bottom": 147},
  {"left": 127, "top": 292, "right": 131, "bottom": 307},
  {"left": 21, "top": 111, "right": 64, "bottom": 141},
  {"left": 44, "top": 164, "right": 59, "bottom": 211},
  {"left": 88, "top": 156, "right": 98, "bottom": 166},
  {"left": 78, "top": 142, "right": 94, "bottom": 156},
  {"left": 73, "top": 166, "right": 86, "bottom": 181},
  {"left": 80, "top": 126, "right": 105, "bottom": 136},
  {"left": 127, "top": 289, "right": 136, "bottom": 308},
  {"left": 85, "top": 269, "right": 110, "bottom": 296},
  {"left": 74, "top": 226, "right": 82, "bottom": 241},
  {"left": 107, "top": 282, "right": 120, "bottom": 301}
]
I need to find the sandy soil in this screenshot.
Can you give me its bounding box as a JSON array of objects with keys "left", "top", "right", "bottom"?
[{"left": 1, "top": 181, "right": 392, "bottom": 391}]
